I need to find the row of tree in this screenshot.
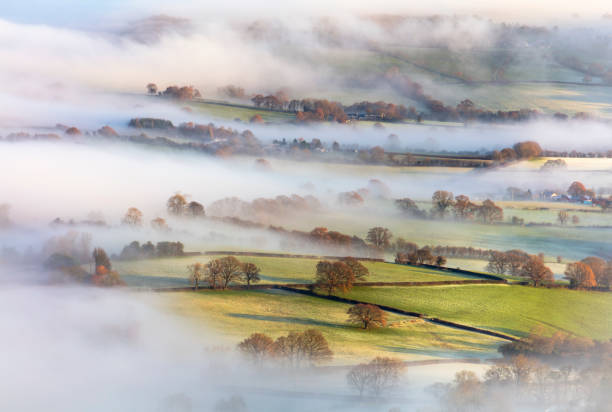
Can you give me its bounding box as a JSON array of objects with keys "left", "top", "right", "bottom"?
[
  {"left": 187, "top": 256, "right": 261, "bottom": 290},
  {"left": 396, "top": 192, "right": 504, "bottom": 224},
  {"left": 486, "top": 250, "right": 553, "bottom": 286},
  {"left": 237, "top": 329, "right": 333, "bottom": 367},
  {"left": 119, "top": 240, "right": 185, "bottom": 260}
]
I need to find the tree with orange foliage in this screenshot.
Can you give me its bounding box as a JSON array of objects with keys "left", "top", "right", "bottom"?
[
  {"left": 315, "top": 261, "right": 355, "bottom": 295},
  {"left": 347, "top": 304, "right": 387, "bottom": 329},
  {"left": 565, "top": 262, "right": 596, "bottom": 289}
]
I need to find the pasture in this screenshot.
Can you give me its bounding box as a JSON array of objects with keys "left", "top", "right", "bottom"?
[
  {"left": 158, "top": 288, "right": 504, "bottom": 364},
  {"left": 339, "top": 284, "right": 612, "bottom": 340},
  {"left": 114, "top": 255, "right": 471, "bottom": 288}
]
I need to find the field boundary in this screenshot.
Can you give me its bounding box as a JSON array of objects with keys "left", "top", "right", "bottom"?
[
  {"left": 277, "top": 286, "right": 519, "bottom": 342},
  {"left": 148, "top": 278, "right": 506, "bottom": 293},
  {"left": 202, "top": 251, "right": 384, "bottom": 262}
]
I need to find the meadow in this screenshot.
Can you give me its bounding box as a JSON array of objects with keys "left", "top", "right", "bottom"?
[
  {"left": 339, "top": 284, "right": 612, "bottom": 340},
  {"left": 157, "top": 288, "right": 504, "bottom": 364},
  {"left": 114, "top": 255, "right": 471, "bottom": 288}
]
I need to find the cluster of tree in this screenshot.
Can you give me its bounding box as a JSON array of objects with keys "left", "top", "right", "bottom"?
[
  {"left": 187, "top": 256, "right": 260, "bottom": 290},
  {"left": 147, "top": 84, "right": 201, "bottom": 100},
  {"left": 395, "top": 193, "right": 503, "bottom": 223},
  {"left": 217, "top": 84, "right": 246, "bottom": 99},
  {"left": 166, "top": 193, "right": 206, "bottom": 217},
  {"left": 118, "top": 240, "right": 184, "bottom": 260},
  {"left": 346, "top": 357, "right": 405, "bottom": 397},
  {"left": 540, "top": 158, "right": 567, "bottom": 171},
  {"left": 121, "top": 207, "right": 172, "bottom": 231},
  {"left": 395, "top": 247, "right": 446, "bottom": 266},
  {"left": 207, "top": 194, "right": 320, "bottom": 222},
  {"left": 124, "top": 119, "right": 263, "bottom": 157},
  {"left": 565, "top": 256, "right": 612, "bottom": 289},
  {"left": 491, "top": 141, "right": 543, "bottom": 163},
  {"left": 344, "top": 101, "right": 415, "bottom": 122},
  {"left": 1, "top": 132, "right": 60, "bottom": 142},
  {"left": 486, "top": 250, "right": 553, "bottom": 286},
  {"left": 314, "top": 257, "right": 369, "bottom": 295},
  {"left": 237, "top": 329, "right": 333, "bottom": 367},
  {"left": 499, "top": 330, "right": 612, "bottom": 362},
  {"left": 436, "top": 353, "right": 612, "bottom": 411},
  {"left": 42, "top": 230, "right": 92, "bottom": 264},
  {"left": 557, "top": 210, "right": 581, "bottom": 225}
]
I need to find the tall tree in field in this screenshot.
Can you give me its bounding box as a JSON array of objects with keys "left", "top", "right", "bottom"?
[
  {"left": 453, "top": 195, "right": 477, "bottom": 220},
  {"left": 347, "top": 304, "right": 387, "bottom": 329},
  {"left": 122, "top": 207, "right": 143, "bottom": 226},
  {"left": 568, "top": 181, "right": 587, "bottom": 198},
  {"left": 237, "top": 333, "right": 275, "bottom": 364},
  {"left": 186, "top": 201, "right": 205, "bottom": 217},
  {"left": 187, "top": 262, "right": 204, "bottom": 290},
  {"left": 217, "top": 256, "right": 243, "bottom": 289},
  {"left": 477, "top": 199, "right": 503, "bottom": 223},
  {"left": 340, "top": 257, "right": 369, "bottom": 281},
  {"left": 242, "top": 262, "right": 261, "bottom": 289},
  {"left": 315, "top": 261, "right": 355, "bottom": 295},
  {"left": 167, "top": 193, "right": 187, "bottom": 216},
  {"left": 557, "top": 210, "right": 569, "bottom": 225},
  {"left": 347, "top": 357, "right": 405, "bottom": 397},
  {"left": 205, "top": 259, "right": 222, "bottom": 289},
  {"left": 272, "top": 329, "right": 333, "bottom": 367},
  {"left": 565, "top": 262, "right": 596, "bottom": 289},
  {"left": 366, "top": 227, "right": 392, "bottom": 249},
  {"left": 520, "top": 256, "right": 553, "bottom": 287},
  {"left": 432, "top": 190, "right": 455, "bottom": 218}
]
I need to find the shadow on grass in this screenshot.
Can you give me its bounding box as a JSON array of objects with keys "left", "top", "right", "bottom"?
[
  {"left": 227, "top": 313, "right": 346, "bottom": 329},
  {"left": 259, "top": 274, "right": 309, "bottom": 284},
  {"left": 122, "top": 274, "right": 190, "bottom": 288}
]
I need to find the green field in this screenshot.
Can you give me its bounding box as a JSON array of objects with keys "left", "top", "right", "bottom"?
[
  {"left": 338, "top": 285, "right": 612, "bottom": 340},
  {"left": 114, "top": 255, "right": 470, "bottom": 288},
  {"left": 159, "top": 289, "right": 503, "bottom": 364}
]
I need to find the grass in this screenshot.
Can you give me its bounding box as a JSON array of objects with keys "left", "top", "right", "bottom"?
[
  {"left": 158, "top": 288, "right": 503, "bottom": 364},
  {"left": 338, "top": 284, "right": 612, "bottom": 340},
  {"left": 113, "top": 255, "right": 470, "bottom": 288}
]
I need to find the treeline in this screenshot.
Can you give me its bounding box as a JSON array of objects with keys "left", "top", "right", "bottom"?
[
  {"left": 118, "top": 241, "right": 185, "bottom": 260},
  {"left": 395, "top": 192, "right": 504, "bottom": 224},
  {"left": 207, "top": 194, "right": 320, "bottom": 221},
  {"left": 491, "top": 141, "right": 542, "bottom": 163},
  {"left": 499, "top": 330, "right": 612, "bottom": 362},
  {"left": 486, "top": 250, "right": 554, "bottom": 286}
]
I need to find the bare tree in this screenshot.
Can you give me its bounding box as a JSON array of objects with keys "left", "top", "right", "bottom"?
[
  {"left": 366, "top": 227, "right": 392, "bottom": 249},
  {"left": 347, "top": 304, "right": 387, "bottom": 329},
  {"left": 346, "top": 357, "right": 405, "bottom": 397},
  {"left": 205, "top": 259, "right": 222, "bottom": 289},
  {"left": 217, "top": 256, "right": 243, "bottom": 289},
  {"left": 237, "top": 333, "right": 275, "bottom": 364},
  {"left": 242, "top": 262, "right": 261, "bottom": 289},
  {"left": 272, "top": 329, "right": 333, "bottom": 367},
  {"left": 432, "top": 190, "right": 455, "bottom": 218},
  {"left": 167, "top": 193, "right": 188, "bottom": 216},
  {"left": 122, "top": 207, "right": 143, "bottom": 226},
  {"left": 187, "top": 262, "right": 204, "bottom": 290},
  {"left": 558, "top": 210, "right": 569, "bottom": 225},
  {"left": 347, "top": 363, "right": 371, "bottom": 397}
]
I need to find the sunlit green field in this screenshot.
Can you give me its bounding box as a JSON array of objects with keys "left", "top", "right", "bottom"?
[
  {"left": 338, "top": 285, "right": 612, "bottom": 340},
  {"left": 113, "top": 255, "right": 470, "bottom": 288},
  {"left": 158, "top": 289, "right": 503, "bottom": 364}
]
